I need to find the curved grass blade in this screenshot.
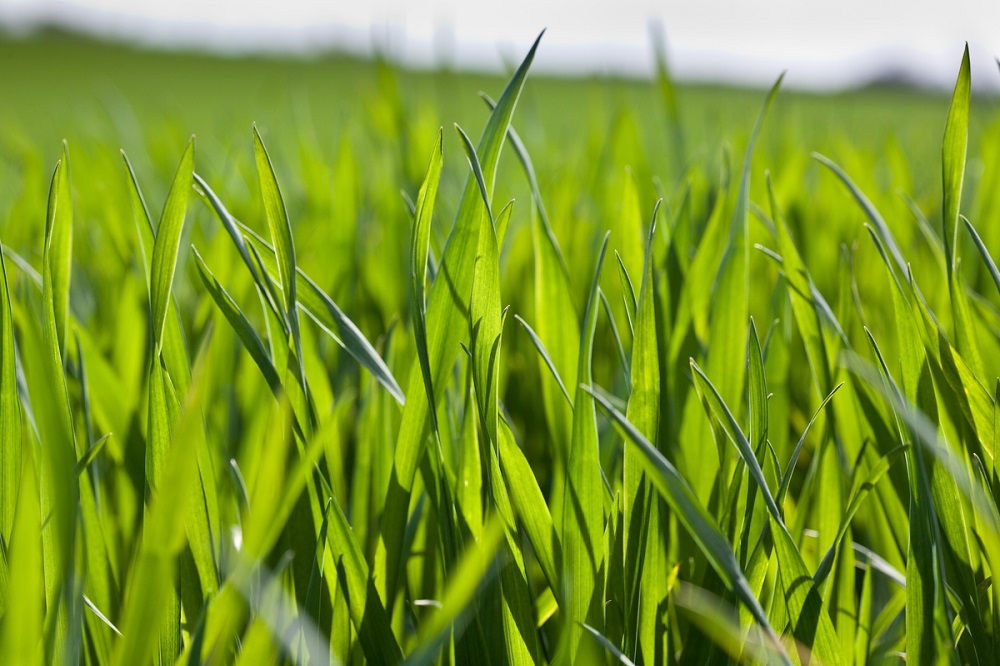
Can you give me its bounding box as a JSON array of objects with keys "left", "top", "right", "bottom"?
[
  {"left": 690, "top": 359, "right": 843, "bottom": 664},
  {"left": 230, "top": 220, "right": 404, "bottom": 405},
  {"left": 192, "top": 249, "right": 285, "bottom": 406},
  {"left": 690, "top": 360, "right": 781, "bottom": 521},
  {"left": 514, "top": 314, "right": 572, "bottom": 407},
  {"left": 813, "top": 153, "right": 906, "bottom": 276},
  {"left": 580, "top": 622, "right": 637, "bottom": 666},
  {"left": 599, "top": 289, "right": 630, "bottom": 385},
  {"left": 457, "top": 122, "right": 501, "bottom": 446},
  {"left": 73, "top": 433, "right": 112, "bottom": 477},
  {"left": 964, "top": 215, "right": 1000, "bottom": 299},
  {"left": 193, "top": 173, "right": 283, "bottom": 322},
  {"left": 776, "top": 383, "right": 844, "bottom": 506}
]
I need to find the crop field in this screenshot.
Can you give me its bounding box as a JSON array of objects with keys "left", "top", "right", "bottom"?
[{"left": 5, "top": 28, "right": 1000, "bottom": 665}]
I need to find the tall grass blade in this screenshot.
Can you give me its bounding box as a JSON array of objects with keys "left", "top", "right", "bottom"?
[
  {"left": 706, "top": 73, "right": 782, "bottom": 411},
  {"left": 252, "top": 124, "right": 310, "bottom": 413},
  {"left": 148, "top": 137, "right": 194, "bottom": 353},
  {"left": 410, "top": 129, "right": 444, "bottom": 432},
  {"left": 622, "top": 204, "right": 660, "bottom": 663},
  {"left": 0, "top": 228, "right": 21, "bottom": 544},
  {"left": 376, "top": 31, "right": 542, "bottom": 608},
  {"left": 562, "top": 232, "right": 610, "bottom": 663}
]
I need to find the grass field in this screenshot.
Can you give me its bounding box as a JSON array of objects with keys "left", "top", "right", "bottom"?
[{"left": 3, "top": 27, "right": 1000, "bottom": 664}]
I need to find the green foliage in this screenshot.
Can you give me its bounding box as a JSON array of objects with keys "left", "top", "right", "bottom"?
[{"left": 4, "top": 31, "right": 1000, "bottom": 666}]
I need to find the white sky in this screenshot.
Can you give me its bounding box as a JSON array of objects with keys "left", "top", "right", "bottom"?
[{"left": 2, "top": 0, "right": 1000, "bottom": 90}]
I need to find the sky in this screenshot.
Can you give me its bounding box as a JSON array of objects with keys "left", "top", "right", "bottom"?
[{"left": 2, "top": 0, "right": 999, "bottom": 91}]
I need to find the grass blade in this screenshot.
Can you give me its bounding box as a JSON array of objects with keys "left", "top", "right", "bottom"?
[
  {"left": 149, "top": 137, "right": 194, "bottom": 353},
  {"left": 410, "top": 128, "right": 444, "bottom": 432},
  {"left": 252, "top": 124, "right": 310, "bottom": 414},
  {"left": 375, "top": 32, "right": 543, "bottom": 608}
]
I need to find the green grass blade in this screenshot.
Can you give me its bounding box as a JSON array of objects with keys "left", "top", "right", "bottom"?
[
  {"left": 0, "top": 228, "right": 21, "bottom": 544},
  {"left": 121, "top": 150, "right": 155, "bottom": 288},
  {"left": 860, "top": 330, "right": 957, "bottom": 665},
  {"left": 46, "top": 142, "right": 72, "bottom": 358},
  {"left": 562, "top": 232, "right": 610, "bottom": 662},
  {"left": 964, "top": 215, "right": 1000, "bottom": 298},
  {"left": 813, "top": 444, "right": 908, "bottom": 586},
  {"left": 114, "top": 336, "right": 213, "bottom": 666},
  {"left": 191, "top": 248, "right": 307, "bottom": 445},
  {"left": 581, "top": 622, "right": 637, "bottom": 666},
  {"left": 0, "top": 445, "right": 43, "bottom": 664},
  {"left": 34, "top": 157, "right": 81, "bottom": 663},
  {"left": 942, "top": 44, "right": 971, "bottom": 276},
  {"left": 706, "top": 73, "right": 782, "bottom": 410},
  {"left": 193, "top": 173, "right": 283, "bottom": 322},
  {"left": 513, "top": 314, "right": 572, "bottom": 407},
  {"left": 776, "top": 383, "right": 844, "bottom": 506},
  {"left": 813, "top": 153, "right": 907, "bottom": 275},
  {"left": 375, "top": 32, "right": 542, "bottom": 608},
  {"left": 615, "top": 251, "right": 637, "bottom": 336},
  {"left": 252, "top": 124, "right": 309, "bottom": 408},
  {"left": 149, "top": 137, "right": 194, "bottom": 353},
  {"left": 690, "top": 359, "right": 843, "bottom": 664},
  {"left": 458, "top": 122, "right": 502, "bottom": 447},
  {"left": 622, "top": 204, "right": 659, "bottom": 662},
  {"left": 498, "top": 417, "right": 562, "bottom": 598},
  {"left": 410, "top": 128, "right": 444, "bottom": 433},
  {"left": 73, "top": 433, "right": 111, "bottom": 477}
]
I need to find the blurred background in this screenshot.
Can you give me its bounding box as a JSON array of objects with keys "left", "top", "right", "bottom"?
[{"left": 2, "top": 0, "right": 1000, "bottom": 90}]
